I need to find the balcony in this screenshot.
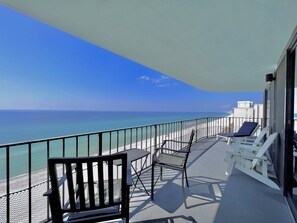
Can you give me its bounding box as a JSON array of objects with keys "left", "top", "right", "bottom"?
[
  {"left": 0, "top": 1, "right": 297, "bottom": 221},
  {"left": 0, "top": 116, "right": 294, "bottom": 222}
]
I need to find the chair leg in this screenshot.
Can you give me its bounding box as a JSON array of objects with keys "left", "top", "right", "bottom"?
[
  {"left": 182, "top": 172, "right": 184, "bottom": 188},
  {"left": 125, "top": 189, "right": 130, "bottom": 223},
  {"left": 226, "top": 158, "right": 235, "bottom": 175},
  {"left": 184, "top": 169, "right": 189, "bottom": 187},
  {"left": 160, "top": 167, "right": 163, "bottom": 181},
  {"left": 151, "top": 163, "right": 155, "bottom": 200}
]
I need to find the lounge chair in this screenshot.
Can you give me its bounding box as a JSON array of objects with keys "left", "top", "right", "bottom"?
[
  {"left": 217, "top": 121, "right": 259, "bottom": 144},
  {"left": 151, "top": 130, "right": 195, "bottom": 200},
  {"left": 224, "top": 126, "right": 270, "bottom": 163},
  {"left": 225, "top": 132, "right": 279, "bottom": 190},
  {"left": 44, "top": 154, "right": 132, "bottom": 223}
]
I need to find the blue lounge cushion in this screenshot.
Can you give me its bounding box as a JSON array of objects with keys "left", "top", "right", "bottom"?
[{"left": 233, "top": 122, "right": 258, "bottom": 137}]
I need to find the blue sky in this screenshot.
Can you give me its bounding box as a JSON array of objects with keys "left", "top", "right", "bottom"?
[{"left": 0, "top": 5, "right": 262, "bottom": 112}]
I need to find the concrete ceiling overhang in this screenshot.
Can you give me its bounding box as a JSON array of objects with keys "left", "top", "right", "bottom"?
[{"left": 1, "top": 0, "right": 297, "bottom": 92}]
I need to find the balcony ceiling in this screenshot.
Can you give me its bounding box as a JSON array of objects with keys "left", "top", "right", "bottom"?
[{"left": 1, "top": 0, "right": 297, "bottom": 92}]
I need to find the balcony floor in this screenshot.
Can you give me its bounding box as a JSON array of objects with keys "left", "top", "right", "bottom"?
[{"left": 127, "top": 138, "right": 294, "bottom": 223}]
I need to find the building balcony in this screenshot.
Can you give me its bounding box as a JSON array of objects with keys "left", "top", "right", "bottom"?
[{"left": 0, "top": 117, "right": 294, "bottom": 222}]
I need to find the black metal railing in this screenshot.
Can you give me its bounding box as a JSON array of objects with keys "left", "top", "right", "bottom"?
[{"left": 0, "top": 116, "right": 262, "bottom": 223}]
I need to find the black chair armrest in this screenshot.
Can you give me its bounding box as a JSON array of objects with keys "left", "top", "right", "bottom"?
[
  {"left": 153, "top": 147, "right": 189, "bottom": 161},
  {"left": 163, "top": 139, "right": 190, "bottom": 145},
  {"left": 43, "top": 188, "right": 52, "bottom": 197},
  {"left": 158, "top": 147, "right": 190, "bottom": 154}
]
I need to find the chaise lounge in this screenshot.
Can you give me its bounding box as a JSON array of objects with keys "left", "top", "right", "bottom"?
[{"left": 217, "top": 121, "right": 259, "bottom": 144}]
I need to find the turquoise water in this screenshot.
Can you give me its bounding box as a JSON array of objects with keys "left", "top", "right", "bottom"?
[{"left": 0, "top": 110, "right": 227, "bottom": 179}]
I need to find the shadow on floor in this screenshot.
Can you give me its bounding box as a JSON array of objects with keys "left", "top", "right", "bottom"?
[
  {"left": 153, "top": 181, "right": 187, "bottom": 213},
  {"left": 132, "top": 215, "right": 198, "bottom": 223},
  {"left": 185, "top": 176, "right": 226, "bottom": 209}
]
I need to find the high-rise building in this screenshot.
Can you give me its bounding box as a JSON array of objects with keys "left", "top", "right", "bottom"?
[{"left": 233, "top": 101, "right": 263, "bottom": 119}]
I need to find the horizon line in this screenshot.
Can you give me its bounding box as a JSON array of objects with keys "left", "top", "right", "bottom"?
[{"left": 0, "top": 109, "right": 230, "bottom": 113}]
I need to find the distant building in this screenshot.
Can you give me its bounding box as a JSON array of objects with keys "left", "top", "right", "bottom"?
[
  {"left": 254, "top": 104, "right": 264, "bottom": 119},
  {"left": 237, "top": 101, "right": 253, "bottom": 109},
  {"left": 233, "top": 100, "right": 263, "bottom": 119}
]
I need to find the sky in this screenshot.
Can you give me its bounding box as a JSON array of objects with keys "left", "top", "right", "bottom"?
[{"left": 0, "top": 5, "right": 263, "bottom": 113}]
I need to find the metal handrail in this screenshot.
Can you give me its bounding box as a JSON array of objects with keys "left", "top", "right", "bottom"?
[{"left": 0, "top": 116, "right": 225, "bottom": 148}]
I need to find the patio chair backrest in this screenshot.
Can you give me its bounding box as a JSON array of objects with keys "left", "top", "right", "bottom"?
[
  {"left": 183, "top": 129, "right": 195, "bottom": 164},
  {"left": 234, "top": 121, "right": 258, "bottom": 137},
  {"left": 253, "top": 126, "right": 269, "bottom": 146},
  {"left": 46, "top": 153, "right": 130, "bottom": 223},
  {"left": 252, "top": 132, "right": 278, "bottom": 168},
  {"left": 187, "top": 129, "right": 195, "bottom": 151}
]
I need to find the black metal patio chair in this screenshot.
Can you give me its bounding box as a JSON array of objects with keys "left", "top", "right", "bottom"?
[
  {"left": 151, "top": 129, "right": 195, "bottom": 200},
  {"left": 44, "top": 153, "right": 132, "bottom": 223}
]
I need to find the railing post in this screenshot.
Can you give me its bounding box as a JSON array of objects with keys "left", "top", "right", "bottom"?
[
  {"left": 136, "top": 128, "right": 138, "bottom": 148},
  {"left": 124, "top": 130, "right": 127, "bottom": 150},
  {"left": 130, "top": 129, "right": 133, "bottom": 149},
  {"left": 206, "top": 118, "right": 209, "bottom": 138},
  {"left": 109, "top": 132, "right": 112, "bottom": 154},
  {"left": 46, "top": 141, "right": 50, "bottom": 221},
  {"left": 62, "top": 139, "right": 65, "bottom": 204},
  {"left": 154, "top": 125, "right": 158, "bottom": 149},
  {"left": 28, "top": 143, "right": 32, "bottom": 223},
  {"left": 99, "top": 132, "right": 103, "bottom": 156},
  {"left": 116, "top": 130, "right": 119, "bottom": 152},
  {"left": 87, "top": 135, "right": 90, "bottom": 156},
  {"left": 6, "top": 146, "right": 10, "bottom": 223},
  {"left": 180, "top": 121, "right": 183, "bottom": 141},
  {"left": 76, "top": 136, "right": 79, "bottom": 157},
  {"left": 195, "top": 119, "right": 198, "bottom": 142}
]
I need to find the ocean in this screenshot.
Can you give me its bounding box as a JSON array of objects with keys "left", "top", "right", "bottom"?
[
  {"left": 0, "top": 110, "right": 227, "bottom": 179},
  {"left": 0, "top": 110, "right": 228, "bottom": 144}
]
